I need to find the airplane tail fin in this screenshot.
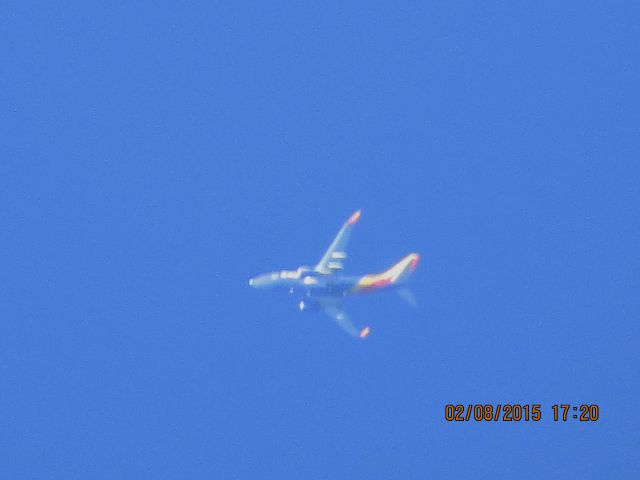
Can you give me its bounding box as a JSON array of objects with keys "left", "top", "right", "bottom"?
[
  {"left": 385, "top": 253, "right": 420, "bottom": 285},
  {"left": 354, "top": 253, "right": 420, "bottom": 292}
]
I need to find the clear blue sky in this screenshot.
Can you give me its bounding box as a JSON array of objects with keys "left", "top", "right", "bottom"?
[{"left": 3, "top": 2, "right": 639, "bottom": 478}]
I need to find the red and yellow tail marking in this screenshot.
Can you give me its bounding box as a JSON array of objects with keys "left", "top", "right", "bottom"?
[{"left": 353, "top": 253, "right": 419, "bottom": 292}]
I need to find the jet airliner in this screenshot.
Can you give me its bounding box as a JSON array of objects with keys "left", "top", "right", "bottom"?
[{"left": 248, "top": 210, "right": 419, "bottom": 339}]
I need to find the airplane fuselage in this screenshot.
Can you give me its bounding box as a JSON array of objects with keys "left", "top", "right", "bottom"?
[
  {"left": 249, "top": 252, "right": 419, "bottom": 305},
  {"left": 249, "top": 269, "right": 375, "bottom": 298}
]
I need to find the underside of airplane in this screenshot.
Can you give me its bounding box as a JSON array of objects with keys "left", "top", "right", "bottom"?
[{"left": 249, "top": 210, "right": 419, "bottom": 339}]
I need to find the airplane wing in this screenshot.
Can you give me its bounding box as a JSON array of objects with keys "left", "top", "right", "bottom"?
[
  {"left": 315, "top": 210, "right": 361, "bottom": 274},
  {"left": 323, "top": 303, "right": 371, "bottom": 339}
]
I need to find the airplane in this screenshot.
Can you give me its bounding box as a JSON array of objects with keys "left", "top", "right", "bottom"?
[{"left": 248, "top": 210, "right": 420, "bottom": 339}]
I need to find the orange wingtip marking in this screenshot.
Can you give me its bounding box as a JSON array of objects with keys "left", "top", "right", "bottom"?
[
  {"left": 409, "top": 254, "right": 420, "bottom": 270},
  {"left": 359, "top": 326, "right": 371, "bottom": 338},
  {"left": 347, "top": 210, "right": 361, "bottom": 225}
]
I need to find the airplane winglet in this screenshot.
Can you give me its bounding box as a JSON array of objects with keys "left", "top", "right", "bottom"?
[
  {"left": 359, "top": 326, "right": 371, "bottom": 339},
  {"left": 347, "top": 210, "right": 361, "bottom": 225}
]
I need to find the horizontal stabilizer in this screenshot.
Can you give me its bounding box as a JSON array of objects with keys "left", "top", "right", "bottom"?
[{"left": 397, "top": 288, "right": 418, "bottom": 308}]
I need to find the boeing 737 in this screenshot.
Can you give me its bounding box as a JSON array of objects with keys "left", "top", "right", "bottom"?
[{"left": 248, "top": 210, "right": 419, "bottom": 339}]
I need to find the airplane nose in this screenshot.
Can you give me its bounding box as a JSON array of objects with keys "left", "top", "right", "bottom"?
[
  {"left": 249, "top": 274, "right": 268, "bottom": 288},
  {"left": 249, "top": 273, "right": 276, "bottom": 289}
]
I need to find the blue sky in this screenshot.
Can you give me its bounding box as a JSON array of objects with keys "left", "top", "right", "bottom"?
[{"left": 3, "top": 2, "right": 639, "bottom": 478}]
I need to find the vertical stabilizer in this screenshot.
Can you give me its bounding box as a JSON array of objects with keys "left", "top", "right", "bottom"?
[
  {"left": 354, "top": 253, "right": 420, "bottom": 292},
  {"left": 385, "top": 253, "right": 420, "bottom": 284}
]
